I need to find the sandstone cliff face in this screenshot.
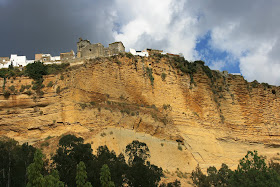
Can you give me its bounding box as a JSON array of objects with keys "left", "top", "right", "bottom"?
[{"left": 0, "top": 56, "right": 279, "bottom": 173}]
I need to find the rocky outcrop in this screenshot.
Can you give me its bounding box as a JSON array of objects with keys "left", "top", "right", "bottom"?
[{"left": 0, "top": 56, "right": 279, "bottom": 173}]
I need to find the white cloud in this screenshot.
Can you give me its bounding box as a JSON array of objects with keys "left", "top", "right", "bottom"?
[
  {"left": 113, "top": 0, "right": 199, "bottom": 60},
  {"left": 112, "top": 0, "right": 280, "bottom": 85},
  {"left": 209, "top": 60, "right": 226, "bottom": 71}
]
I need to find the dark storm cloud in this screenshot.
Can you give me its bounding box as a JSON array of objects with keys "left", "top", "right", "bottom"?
[{"left": 0, "top": 0, "right": 116, "bottom": 59}]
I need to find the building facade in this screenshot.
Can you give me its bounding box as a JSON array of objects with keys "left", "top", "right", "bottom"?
[{"left": 77, "top": 38, "right": 125, "bottom": 58}]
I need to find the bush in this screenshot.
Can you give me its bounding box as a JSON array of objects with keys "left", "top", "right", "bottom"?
[
  {"left": 19, "top": 85, "right": 25, "bottom": 92},
  {"left": 25, "top": 85, "right": 31, "bottom": 89},
  {"left": 25, "top": 61, "right": 47, "bottom": 80},
  {"left": 56, "top": 86, "right": 61, "bottom": 94},
  {"left": 126, "top": 53, "right": 134, "bottom": 59},
  {"left": 47, "top": 81, "right": 53, "bottom": 87},
  {"left": 146, "top": 67, "right": 154, "bottom": 86},
  {"left": 191, "top": 150, "right": 280, "bottom": 187},
  {"left": 3, "top": 90, "right": 11, "bottom": 98},
  {"left": 161, "top": 73, "right": 167, "bottom": 81},
  {"left": 178, "top": 145, "right": 182, "bottom": 151},
  {"left": 24, "top": 90, "right": 32, "bottom": 96},
  {"left": 46, "top": 63, "right": 70, "bottom": 75},
  {"left": 9, "top": 85, "right": 15, "bottom": 92}
]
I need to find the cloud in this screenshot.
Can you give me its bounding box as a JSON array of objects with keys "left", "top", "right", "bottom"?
[
  {"left": 113, "top": 0, "right": 199, "bottom": 60},
  {"left": 0, "top": 0, "right": 280, "bottom": 85},
  {"left": 192, "top": 0, "right": 280, "bottom": 85},
  {"left": 0, "top": 0, "right": 116, "bottom": 58}
]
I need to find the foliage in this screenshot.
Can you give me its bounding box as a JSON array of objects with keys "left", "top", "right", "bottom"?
[
  {"left": 161, "top": 72, "right": 167, "bottom": 81},
  {"left": 76, "top": 161, "right": 92, "bottom": 187},
  {"left": 4, "top": 136, "right": 167, "bottom": 187},
  {"left": 159, "top": 180, "right": 181, "bottom": 187},
  {"left": 3, "top": 90, "right": 11, "bottom": 98},
  {"left": 100, "top": 164, "right": 115, "bottom": 187},
  {"left": 44, "top": 170, "right": 64, "bottom": 187},
  {"left": 125, "top": 140, "right": 151, "bottom": 165},
  {"left": 191, "top": 151, "right": 280, "bottom": 187},
  {"left": 230, "top": 150, "right": 280, "bottom": 187},
  {"left": 146, "top": 67, "right": 154, "bottom": 86},
  {"left": 251, "top": 80, "right": 259, "bottom": 88},
  {"left": 45, "top": 63, "right": 70, "bottom": 75},
  {"left": 9, "top": 85, "right": 15, "bottom": 92},
  {"left": 126, "top": 53, "right": 134, "bottom": 59},
  {"left": 47, "top": 81, "right": 53, "bottom": 87},
  {"left": 52, "top": 134, "right": 93, "bottom": 187},
  {"left": 20, "top": 85, "right": 26, "bottom": 92},
  {"left": 56, "top": 86, "right": 61, "bottom": 94},
  {"left": 125, "top": 140, "right": 163, "bottom": 187},
  {"left": 0, "top": 139, "right": 36, "bottom": 187},
  {"left": 0, "top": 67, "right": 23, "bottom": 79},
  {"left": 25, "top": 61, "right": 47, "bottom": 80},
  {"left": 26, "top": 149, "right": 45, "bottom": 187}
]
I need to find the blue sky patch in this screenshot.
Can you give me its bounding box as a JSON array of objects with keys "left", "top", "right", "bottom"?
[{"left": 195, "top": 31, "right": 240, "bottom": 73}]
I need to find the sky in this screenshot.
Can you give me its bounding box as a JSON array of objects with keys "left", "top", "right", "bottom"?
[{"left": 0, "top": 0, "right": 280, "bottom": 85}]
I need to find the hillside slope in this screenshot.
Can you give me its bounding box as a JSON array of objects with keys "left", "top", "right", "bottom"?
[{"left": 0, "top": 55, "right": 279, "bottom": 173}]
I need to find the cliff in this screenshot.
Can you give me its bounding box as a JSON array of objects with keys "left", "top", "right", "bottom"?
[{"left": 0, "top": 55, "right": 280, "bottom": 175}]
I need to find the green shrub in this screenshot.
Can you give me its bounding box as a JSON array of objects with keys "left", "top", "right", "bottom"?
[
  {"left": 79, "top": 103, "right": 87, "bottom": 110},
  {"left": 90, "top": 101, "right": 95, "bottom": 106},
  {"left": 178, "top": 145, "right": 183, "bottom": 151},
  {"left": 47, "top": 81, "right": 53, "bottom": 87},
  {"left": 161, "top": 73, "right": 167, "bottom": 81},
  {"left": 60, "top": 75, "right": 64, "bottom": 80},
  {"left": 45, "top": 63, "right": 70, "bottom": 75},
  {"left": 126, "top": 53, "right": 134, "bottom": 59},
  {"left": 100, "top": 132, "right": 106, "bottom": 137},
  {"left": 146, "top": 67, "right": 154, "bottom": 86},
  {"left": 56, "top": 86, "right": 61, "bottom": 94},
  {"left": 163, "top": 104, "right": 171, "bottom": 110},
  {"left": 25, "top": 61, "right": 47, "bottom": 80},
  {"left": 41, "top": 142, "right": 49, "bottom": 147},
  {"left": 3, "top": 90, "right": 11, "bottom": 98},
  {"left": 19, "top": 85, "right": 25, "bottom": 92},
  {"left": 24, "top": 90, "right": 32, "bottom": 96},
  {"left": 25, "top": 85, "right": 31, "bottom": 89},
  {"left": 251, "top": 80, "right": 259, "bottom": 88},
  {"left": 9, "top": 85, "right": 15, "bottom": 92}
]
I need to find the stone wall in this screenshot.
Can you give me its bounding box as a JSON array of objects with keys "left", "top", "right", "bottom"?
[
  {"left": 0, "top": 57, "right": 10, "bottom": 63},
  {"left": 80, "top": 43, "right": 105, "bottom": 58},
  {"left": 60, "top": 50, "right": 75, "bottom": 62},
  {"left": 77, "top": 38, "right": 125, "bottom": 58}
]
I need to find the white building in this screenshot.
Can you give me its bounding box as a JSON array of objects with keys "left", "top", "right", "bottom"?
[
  {"left": 51, "top": 56, "right": 60, "bottom": 61},
  {"left": 129, "top": 48, "right": 149, "bottom": 57},
  {"left": 10, "top": 54, "right": 30, "bottom": 67},
  {"left": 0, "top": 54, "right": 34, "bottom": 69}
]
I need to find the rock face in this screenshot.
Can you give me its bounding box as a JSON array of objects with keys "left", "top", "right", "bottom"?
[{"left": 0, "top": 56, "right": 280, "bottom": 173}]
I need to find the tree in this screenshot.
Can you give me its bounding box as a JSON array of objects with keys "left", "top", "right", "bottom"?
[
  {"left": 0, "top": 139, "right": 36, "bottom": 187},
  {"left": 125, "top": 140, "right": 163, "bottom": 187},
  {"left": 52, "top": 134, "right": 93, "bottom": 187},
  {"left": 191, "top": 165, "right": 209, "bottom": 187},
  {"left": 44, "top": 170, "right": 64, "bottom": 187},
  {"left": 191, "top": 151, "right": 280, "bottom": 187},
  {"left": 159, "top": 180, "right": 181, "bottom": 187},
  {"left": 76, "top": 161, "right": 92, "bottom": 187},
  {"left": 125, "top": 140, "right": 150, "bottom": 165},
  {"left": 230, "top": 150, "right": 280, "bottom": 187},
  {"left": 27, "top": 149, "right": 45, "bottom": 187},
  {"left": 25, "top": 61, "right": 47, "bottom": 80},
  {"left": 100, "top": 164, "right": 115, "bottom": 187}
]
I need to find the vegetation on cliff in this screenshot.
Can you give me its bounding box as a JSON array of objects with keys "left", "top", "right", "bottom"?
[
  {"left": 191, "top": 151, "right": 280, "bottom": 187},
  {"left": 0, "top": 135, "right": 166, "bottom": 187}
]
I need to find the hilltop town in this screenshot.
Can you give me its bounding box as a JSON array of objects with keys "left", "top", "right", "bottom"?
[{"left": 0, "top": 38, "right": 183, "bottom": 69}]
